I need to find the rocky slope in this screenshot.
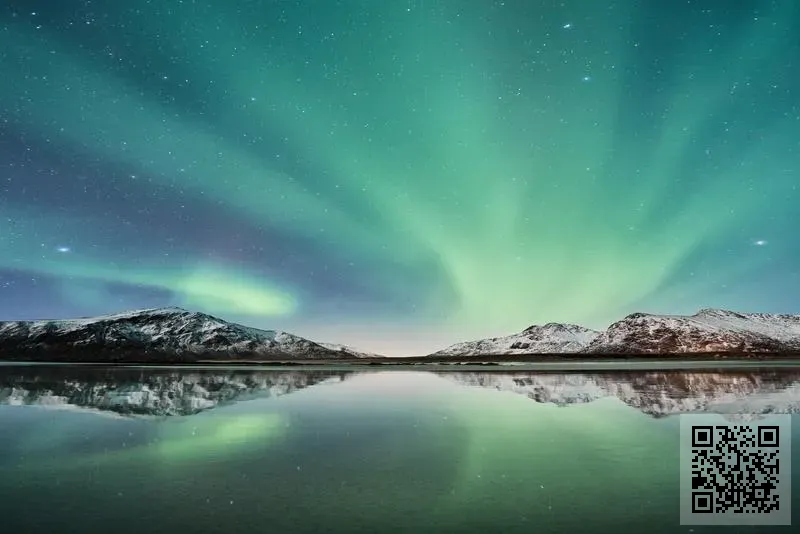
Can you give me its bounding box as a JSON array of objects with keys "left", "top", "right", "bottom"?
[
  {"left": 317, "top": 342, "right": 384, "bottom": 359},
  {"left": 429, "top": 309, "right": 800, "bottom": 356},
  {"left": 584, "top": 309, "right": 800, "bottom": 354},
  {"left": 430, "top": 323, "right": 601, "bottom": 356},
  {"left": 3, "top": 307, "right": 799, "bottom": 361},
  {"left": 0, "top": 307, "right": 354, "bottom": 362}
]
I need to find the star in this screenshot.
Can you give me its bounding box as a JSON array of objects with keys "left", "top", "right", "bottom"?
[{"left": 0, "top": 1, "right": 797, "bottom": 356}]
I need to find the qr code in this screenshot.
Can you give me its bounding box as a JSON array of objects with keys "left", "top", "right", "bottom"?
[{"left": 680, "top": 414, "right": 791, "bottom": 526}]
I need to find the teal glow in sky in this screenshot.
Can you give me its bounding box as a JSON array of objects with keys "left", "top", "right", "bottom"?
[{"left": 1, "top": 1, "right": 798, "bottom": 355}]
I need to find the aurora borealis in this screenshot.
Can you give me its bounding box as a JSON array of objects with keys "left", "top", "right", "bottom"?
[{"left": 1, "top": 1, "right": 798, "bottom": 355}]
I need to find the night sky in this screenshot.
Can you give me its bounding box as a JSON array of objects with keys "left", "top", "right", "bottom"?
[{"left": 1, "top": 1, "right": 798, "bottom": 355}]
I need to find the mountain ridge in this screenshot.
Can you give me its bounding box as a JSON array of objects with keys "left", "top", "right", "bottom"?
[
  {"left": 0, "top": 307, "right": 373, "bottom": 362},
  {"left": 430, "top": 308, "right": 800, "bottom": 357},
  {"left": 1, "top": 307, "right": 800, "bottom": 362},
  {"left": 430, "top": 322, "right": 601, "bottom": 357},
  {"left": 583, "top": 308, "right": 800, "bottom": 355}
]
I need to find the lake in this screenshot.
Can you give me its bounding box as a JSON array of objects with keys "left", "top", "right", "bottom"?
[{"left": 0, "top": 363, "right": 798, "bottom": 533}]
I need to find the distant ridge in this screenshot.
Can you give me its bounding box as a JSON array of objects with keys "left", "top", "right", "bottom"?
[
  {"left": 317, "top": 342, "right": 385, "bottom": 359},
  {"left": 0, "top": 307, "right": 381, "bottom": 362},
  {"left": 429, "top": 323, "right": 601, "bottom": 356},
  {"left": 583, "top": 309, "right": 800, "bottom": 354},
  {"left": 1, "top": 307, "right": 799, "bottom": 363},
  {"left": 429, "top": 309, "right": 800, "bottom": 357}
]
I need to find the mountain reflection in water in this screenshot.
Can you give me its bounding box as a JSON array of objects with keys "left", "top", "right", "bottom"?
[
  {"left": 1, "top": 364, "right": 799, "bottom": 534},
  {"left": 1, "top": 365, "right": 799, "bottom": 418}
]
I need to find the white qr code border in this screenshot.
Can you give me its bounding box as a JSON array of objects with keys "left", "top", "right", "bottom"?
[{"left": 679, "top": 414, "right": 792, "bottom": 526}]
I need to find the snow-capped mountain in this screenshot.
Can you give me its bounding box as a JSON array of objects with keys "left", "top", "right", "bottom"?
[
  {"left": 442, "top": 370, "right": 800, "bottom": 417},
  {"left": 429, "top": 309, "right": 800, "bottom": 356},
  {"left": 317, "top": 342, "right": 385, "bottom": 359},
  {"left": 0, "top": 367, "right": 350, "bottom": 416},
  {"left": 584, "top": 309, "right": 800, "bottom": 354},
  {"left": 0, "top": 307, "right": 356, "bottom": 362},
  {"left": 430, "top": 323, "right": 601, "bottom": 356}
]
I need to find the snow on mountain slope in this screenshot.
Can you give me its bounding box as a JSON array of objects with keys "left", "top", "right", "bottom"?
[
  {"left": 584, "top": 309, "right": 800, "bottom": 354},
  {"left": 3, "top": 306, "right": 800, "bottom": 361},
  {"left": 428, "top": 308, "right": 800, "bottom": 357},
  {"left": 430, "top": 323, "right": 601, "bottom": 356},
  {"left": 0, "top": 307, "right": 346, "bottom": 362},
  {"left": 317, "top": 342, "right": 385, "bottom": 358},
  {"left": 691, "top": 308, "right": 800, "bottom": 342}
]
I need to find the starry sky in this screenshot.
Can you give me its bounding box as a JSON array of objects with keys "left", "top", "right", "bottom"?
[{"left": 1, "top": 0, "right": 798, "bottom": 356}]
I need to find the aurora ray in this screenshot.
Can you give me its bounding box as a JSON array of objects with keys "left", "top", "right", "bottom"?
[{"left": 1, "top": 0, "right": 798, "bottom": 354}]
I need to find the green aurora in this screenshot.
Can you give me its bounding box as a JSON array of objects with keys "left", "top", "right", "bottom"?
[{"left": 1, "top": 1, "right": 798, "bottom": 354}]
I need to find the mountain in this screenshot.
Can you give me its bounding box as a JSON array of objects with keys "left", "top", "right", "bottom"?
[
  {"left": 584, "top": 309, "right": 800, "bottom": 354},
  {"left": 317, "top": 342, "right": 385, "bottom": 359},
  {"left": 429, "top": 323, "right": 601, "bottom": 356},
  {"left": 0, "top": 307, "right": 351, "bottom": 362},
  {"left": 428, "top": 309, "right": 800, "bottom": 357},
  {"left": 3, "top": 306, "right": 800, "bottom": 362}
]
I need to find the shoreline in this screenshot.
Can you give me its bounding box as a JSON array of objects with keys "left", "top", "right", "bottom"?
[{"left": 3, "top": 353, "right": 800, "bottom": 372}]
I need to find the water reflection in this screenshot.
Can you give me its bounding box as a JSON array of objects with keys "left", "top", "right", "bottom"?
[
  {"left": 441, "top": 369, "right": 800, "bottom": 416},
  {"left": 2, "top": 365, "right": 800, "bottom": 418},
  {"left": 0, "top": 366, "right": 351, "bottom": 416},
  {"left": 1, "top": 365, "right": 798, "bottom": 533}
]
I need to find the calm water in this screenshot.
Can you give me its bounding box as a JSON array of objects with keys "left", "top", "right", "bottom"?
[{"left": 1, "top": 364, "right": 799, "bottom": 533}]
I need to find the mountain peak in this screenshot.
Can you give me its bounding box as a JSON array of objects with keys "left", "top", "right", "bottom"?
[
  {"left": 432, "top": 308, "right": 800, "bottom": 357},
  {"left": 695, "top": 308, "right": 736, "bottom": 316},
  {"left": 522, "top": 322, "right": 593, "bottom": 334},
  {"left": 621, "top": 312, "right": 654, "bottom": 320},
  {"left": 124, "top": 306, "right": 191, "bottom": 316},
  {"left": 69, "top": 306, "right": 196, "bottom": 323},
  {"left": 0, "top": 307, "right": 353, "bottom": 362},
  {"left": 143, "top": 306, "right": 189, "bottom": 313},
  {"left": 432, "top": 322, "right": 601, "bottom": 356},
  {"left": 585, "top": 309, "right": 800, "bottom": 354},
  {"left": 693, "top": 308, "right": 761, "bottom": 321}
]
